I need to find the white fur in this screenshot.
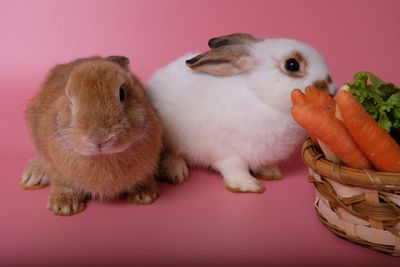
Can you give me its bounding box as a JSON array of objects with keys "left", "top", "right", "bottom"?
[{"left": 146, "top": 38, "right": 334, "bottom": 192}]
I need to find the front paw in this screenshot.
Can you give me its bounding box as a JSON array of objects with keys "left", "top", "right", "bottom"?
[
  {"left": 224, "top": 177, "right": 265, "bottom": 193},
  {"left": 20, "top": 159, "right": 50, "bottom": 189},
  {"left": 127, "top": 180, "right": 159, "bottom": 205},
  {"left": 48, "top": 190, "right": 85, "bottom": 216},
  {"left": 158, "top": 153, "right": 189, "bottom": 184}
]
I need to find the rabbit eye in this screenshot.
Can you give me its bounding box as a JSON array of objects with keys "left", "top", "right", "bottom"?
[
  {"left": 119, "top": 86, "right": 126, "bottom": 102},
  {"left": 285, "top": 58, "right": 300, "bottom": 72}
]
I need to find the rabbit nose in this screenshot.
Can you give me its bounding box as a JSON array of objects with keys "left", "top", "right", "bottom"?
[
  {"left": 81, "top": 133, "right": 116, "bottom": 148},
  {"left": 312, "top": 79, "right": 336, "bottom": 96}
]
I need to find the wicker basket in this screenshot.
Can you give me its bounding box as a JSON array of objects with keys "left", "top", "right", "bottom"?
[{"left": 302, "top": 138, "right": 400, "bottom": 256}]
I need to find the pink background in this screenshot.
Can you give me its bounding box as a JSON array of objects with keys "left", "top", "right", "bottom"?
[{"left": 1, "top": 0, "right": 400, "bottom": 266}]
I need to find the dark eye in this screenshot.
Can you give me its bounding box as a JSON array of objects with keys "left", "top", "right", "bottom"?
[
  {"left": 285, "top": 58, "right": 300, "bottom": 72},
  {"left": 119, "top": 86, "right": 126, "bottom": 102}
]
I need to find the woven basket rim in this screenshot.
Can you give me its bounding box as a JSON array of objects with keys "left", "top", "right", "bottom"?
[{"left": 302, "top": 138, "right": 400, "bottom": 191}]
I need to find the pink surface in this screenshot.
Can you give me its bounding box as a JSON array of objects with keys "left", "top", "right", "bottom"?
[{"left": 1, "top": 0, "right": 399, "bottom": 266}]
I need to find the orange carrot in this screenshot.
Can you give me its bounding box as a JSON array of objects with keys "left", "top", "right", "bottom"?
[
  {"left": 291, "top": 89, "right": 319, "bottom": 143},
  {"left": 291, "top": 87, "right": 335, "bottom": 144},
  {"left": 304, "top": 86, "right": 336, "bottom": 112},
  {"left": 291, "top": 105, "right": 372, "bottom": 169},
  {"left": 291, "top": 89, "right": 306, "bottom": 106},
  {"left": 336, "top": 90, "right": 400, "bottom": 172}
]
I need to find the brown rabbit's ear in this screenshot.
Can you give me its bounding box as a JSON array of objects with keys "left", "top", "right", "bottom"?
[
  {"left": 208, "top": 33, "right": 262, "bottom": 49},
  {"left": 106, "top": 55, "right": 130, "bottom": 70},
  {"left": 186, "top": 45, "right": 257, "bottom": 76}
]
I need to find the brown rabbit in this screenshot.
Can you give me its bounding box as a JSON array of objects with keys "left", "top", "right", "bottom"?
[{"left": 20, "top": 56, "right": 163, "bottom": 216}]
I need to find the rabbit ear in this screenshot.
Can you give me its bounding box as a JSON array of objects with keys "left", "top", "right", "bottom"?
[
  {"left": 106, "top": 55, "right": 130, "bottom": 70},
  {"left": 208, "top": 33, "right": 262, "bottom": 49},
  {"left": 186, "top": 45, "right": 257, "bottom": 76}
]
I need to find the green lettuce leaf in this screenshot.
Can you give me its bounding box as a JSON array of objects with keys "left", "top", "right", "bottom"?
[{"left": 347, "top": 71, "right": 400, "bottom": 133}]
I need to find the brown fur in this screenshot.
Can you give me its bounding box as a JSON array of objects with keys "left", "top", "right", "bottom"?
[
  {"left": 23, "top": 56, "right": 163, "bottom": 215},
  {"left": 326, "top": 75, "right": 333, "bottom": 84},
  {"left": 208, "top": 33, "right": 262, "bottom": 48},
  {"left": 313, "top": 75, "right": 334, "bottom": 92},
  {"left": 187, "top": 33, "right": 262, "bottom": 76},
  {"left": 186, "top": 45, "right": 257, "bottom": 76},
  {"left": 312, "top": 79, "right": 329, "bottom": 90},
  {"left": 278, "top": 51, "right": 308, "bottom": 78}
]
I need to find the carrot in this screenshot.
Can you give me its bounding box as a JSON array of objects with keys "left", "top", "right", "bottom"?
[
  {"left": 336, "top": 90, "right": 400, "bottom": 172},
  {"left": 291, "top": 89, "right": 319, "bottom": 143},
  {"left": 304, "top": 86, "right": 336, "bottom": 113},
  {"left": 291, "top": 87, "right": 335, "bottom": 144},
  {"left": 291, "top": 89, "right": 306, "bottom": 106},
  {"left": 291, "top": 105, "right": 372, "bottom": 169}
]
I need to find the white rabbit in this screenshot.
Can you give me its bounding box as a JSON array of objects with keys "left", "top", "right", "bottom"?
[{"left": 146, "top": 33, "right": 335, "bottom": 193}]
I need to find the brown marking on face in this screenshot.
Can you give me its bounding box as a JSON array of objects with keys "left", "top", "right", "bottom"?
[
  {"left": 278, "top": 51, "right": 308, "bottom": 78},
  {"left": 312, "top": 80, "right": 329, "bottom": 91},
  {"left": 326, "top": 75, "right": 332, "bottom": 84},
  {"left": 312, "top": 75, "right": 334, "bottom": 92},
  {"left": 292, "top": 51, "right": 304, "bottom": 63}
]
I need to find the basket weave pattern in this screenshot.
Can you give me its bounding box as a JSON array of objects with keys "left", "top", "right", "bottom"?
[{"left": 302, "top": 139, "right": 400, "bottom": 256}]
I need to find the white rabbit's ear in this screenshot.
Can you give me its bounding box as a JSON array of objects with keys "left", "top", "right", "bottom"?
[
  {"left": 208, "top": 33, "right": 262, "bottom": 49},
  {"left": 186, "top": 45, "right": 257, "bottom": 76}
]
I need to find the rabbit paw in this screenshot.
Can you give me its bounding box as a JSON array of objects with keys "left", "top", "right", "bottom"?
[
  {"left": 20, "top": 159, "right": 50, "bottom": 189},
  {"left": 48, "top": 189, "right": 85, "bottom": 216},
  {"left": 253, "top": 164, "right": 282, "bottom": 180},
  {"left": 127, "top": 179, "right": 159, "bottom": 205},
  {"left": 159, "top": 153, "right": 189, "bottom": 184},
  {"left": 224, "top": 177, "right": 265, "bottom": 193}
]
